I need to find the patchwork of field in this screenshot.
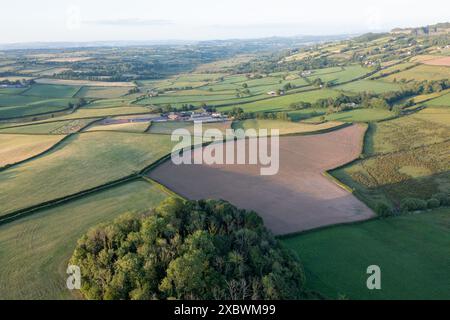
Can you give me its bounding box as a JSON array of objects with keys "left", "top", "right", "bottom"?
[
  {"left": 281, "top": 207, "right": 450, "bottom": 299},
  {"left": 34, "top": 78, "right": 135, "bottom": 87},
  {"left": 336, "top": 80, "right": 402, "bottom": 94},
  {"left": 149, "top": 124, "right": 375, "bottom": 235},
  {"left": 0, "top": 119, "right": 96, "bottom": 135},
  {"left": 0, "top": 179, "right": 169, "bottom": 299},
  {"left": 0, "top": 134, "right": 65, "bottom": 167},
  {"left": 219, "top": 89, "right": 341, "bottom": 113},
  {"left": 383, "top": 64, "right": 450, "bottom": 81},
  {"left": 0, "top": 132, "right": 175, "bottom": 217},
  {"left": 333, "top": 108, "right": 450, "bottom": 208}
]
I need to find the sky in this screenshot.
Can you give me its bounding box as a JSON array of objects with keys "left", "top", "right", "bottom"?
[{"left": 1, "top": 0, "right": 449, "bottom": 43}]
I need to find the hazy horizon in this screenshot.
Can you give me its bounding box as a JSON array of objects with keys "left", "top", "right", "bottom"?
[{"left": 1, "top": 0, "right": 449, "bottom": 44}]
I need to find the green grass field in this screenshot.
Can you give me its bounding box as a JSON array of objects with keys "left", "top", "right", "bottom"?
[
  {"left": 0, "top": 133, "right": 65, "bottom": 167},
  {"left": 281, "top": 207, "right": 450, "bottom": 299},
  {"left": 0, "top": 132, "right": 175, "bottom": 216},
  {"left": 75, "top": 86, "right": 131, "bottom": 99},
  {"left": 0, "top": 179, "right": 169, "bottom": 299},
  {"left": 306, "top": 108, "right": 394, "bottom": 123},
  {"left": 426, "top": 93, "right": 450, "bottom": 107},
  {"left": 336, "top": 80, "right": 402, "bottom": 94},
  {"left": 86, "top": 121, "right": 150, "bottom": 133},
  {"left": 22, "top": 84, "right": 80, "bottom": 98},
  {"left": 0, "top": 119, "right": 96, "bottom": 135},
  {"left": 232, "top": 119, "right": 342, "bottom": 136},
  {"left": 218, "top": 89, "right": 340, "bottom": 113},
  {"left": 384, "top": 64, "right": 450, "bottom": 82}
]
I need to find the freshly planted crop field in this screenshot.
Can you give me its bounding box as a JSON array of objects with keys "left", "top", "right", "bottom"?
[
  {"left": 422, "top": 56, "right": 450, "bottom": 66},
  {"left": 149, "top": 124, "right": 374, "bottom": 235},
  {"left": 0, "top": 179, "right": 169, "bottom": 299},
  {"left": 232, "top": 119, "right": 343, "bottom": 136},
  {"left": 336, "top": 80, "right": 402, "bottom": 93},
  {"left": 75, "top": 86, "right": 131, "bottom": 99},
  {"left": 0, "top": 134, "right": 65, "bottom": 167},
  {"left": 0, "top": 132, "right": 175, "bottom": 217},
  {"left": 281, "top": 208, "right": 450, "bottom": 299},
  {"left": 219, "top": 89, "right": 340, "bottom": 113},
  {"left": 306, "top": 108, "right": 394, "bottom": 123},
  {"left": 384, "top": 64, "right": 450, "bottom": 81},
  {"left": 22, "top": 84, "right": 80, "bottom": 98}
]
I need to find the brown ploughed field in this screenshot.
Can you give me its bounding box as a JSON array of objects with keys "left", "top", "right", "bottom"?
[{"left": 149, "top": 124, "right": 375, "bottom": 235}]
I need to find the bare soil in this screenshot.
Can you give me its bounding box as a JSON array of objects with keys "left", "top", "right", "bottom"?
[{"left": 149, "top": 124, "right": 375, "bottom": 235}]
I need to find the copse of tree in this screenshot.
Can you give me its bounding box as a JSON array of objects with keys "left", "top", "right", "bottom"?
[{"left": 70, "top": 198, "right": 305, "bottom": 300}]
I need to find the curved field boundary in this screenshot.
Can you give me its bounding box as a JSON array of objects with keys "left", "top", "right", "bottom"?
[
  {"left": 0, "top": 175, "right": 140, "bottom": 226},
  {"left": 0, "top": 118, "right": 103, "bottom": 172}
]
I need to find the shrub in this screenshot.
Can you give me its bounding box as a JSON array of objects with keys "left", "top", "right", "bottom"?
[
  {"left": 375, "top": 202, "right": 392, "bottom": 217},
  {"left": 70, "top": 198, "right": 305, "bottom": 300},
  {"left": 427, "top": 198, "right": 440, "bottom": 209},
  {"left": 400, "top": 197, "right": 428, "bottom": 212},
  {"left": 432, "top": 193, "right": 450, "bottom": 206}
]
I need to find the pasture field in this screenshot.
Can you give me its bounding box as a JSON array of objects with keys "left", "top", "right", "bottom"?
[
  {"left": 86, "top": 121, "right": 150, "bottom": 133},
  {"left": 0, "top": 119, "right": 95, "bottom": 134},
  {"left": 336, "top": 80, "right": 402, "bottom": 94},
  {"left": 288, "top": 108, "right": 327, "bottom": 121},
  {"left": 37, "top": 106, "right": 151, "bottom": 121},
  {"left": 426, "top": 92, "right": 450, "bottom": 107},
  {"left": 0, "top": 134, "right": 65, "bottom": 167},
  {"left": 84, "top": 98, "right": 133, "bottom": 108},
  {"left": 306, "top": 65, "right": 370, "bottom": 84},
  {"left": 0, "top": 87, "right": 29, "bottom": 95},
  {"left": 281, "top": 207, "right": 450, "bottom": 300},
  {"left": 75, "top": 86, "right": 131, "bottom": 99},
  {"left": 150, "top": 124, "right": 374, "bottom": 235},
  {"left": 365, "top": 111, "right": 450, "bottom": 155},
  {"left": 383, "top": 64, "right": 450, "bottom": 82},
  {"left": 232, "top": 119, "right": 343, "bottom": 136},
  {"left": 34, "top": 78, "right": 135, "bottom": 87},
  {"left": 306, "top": 108, "right": 394, "bottom": 123},
  {"left": 137, "top": 93, "right": 238, "bottom": 105},
  {"left": 0, "top": 99, "right": 75, "bottom": 119},
  {"left": 0, "top": 94, "right": 44, "bottom": 107},
  {"left": 0, "top": 132, "right": 175, "bottom": 217},
  {"left": 0, "top": 179, "right": 169, "bottom": 300},
  {"left": 369, "top": 62, "right": 417, "bottom": 79},
  {"left": 148, "top": 120, "right": 232, "bottom": 136},
  {"left": 333, "top": 140, "right": 450, "bottom": 207},
  {"left": 22, "top": 84, "right": 80, "bottom": 98},
  {"left": 218, "top": 89, "right": 341, "bottom": 113}
]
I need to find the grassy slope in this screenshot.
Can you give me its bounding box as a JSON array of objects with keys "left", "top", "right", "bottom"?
[
  {"left": 232, "top": 119, "right": 342, "bottom": 135},
  {"left": 0, "top": 180, "right": 169, "bottom": 300},
  {"left": 306, "top": 108, "right": 394, "bottom": 123},
  {"left": 0, "top": 134, "right": 65, "bottom": 167},
  {"left": 281, "top": 208, "right": 450, "bottom": 300},
  {"left": 0, "top": 132, "right": 174, "bottom": 216}
]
